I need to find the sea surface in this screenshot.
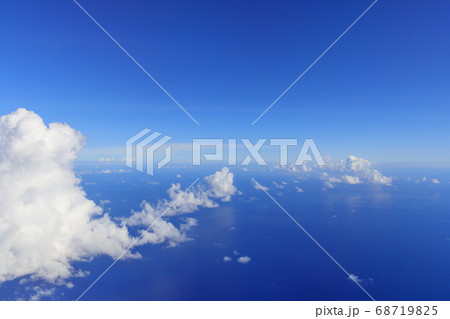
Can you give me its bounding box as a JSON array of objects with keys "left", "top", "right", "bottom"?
[{"left": 1, "top": 164, "right": 449, "bottom": 301}]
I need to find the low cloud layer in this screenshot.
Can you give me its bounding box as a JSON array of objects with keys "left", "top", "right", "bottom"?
[
  {"left": 281, "top": 155, "right": 392, "bottom": 188},
  {"left": 124, "top": 168, "right": 237, "bottom": 247},
  {"left": 0, "top": 108, "right": 237, "bottom": 288}
]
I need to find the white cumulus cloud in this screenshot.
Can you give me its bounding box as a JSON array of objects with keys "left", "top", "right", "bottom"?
[
  {"left": 204, "top": 167, "right": 237, "bottom": 202},
  {"left": 125, "top": 168, "right": 237, "bottom": 228},
  {"left": 0, "top": 108, "right": 238, "bottom": 289},
  {"left": 0, "top": 108, "right": 138, "bottom": 284},
  {"left": 279, "top": 155, "right": 392, "bottom": 188},
  {"left": 237, "top": 256, "right": 251, "bottom": 264}
]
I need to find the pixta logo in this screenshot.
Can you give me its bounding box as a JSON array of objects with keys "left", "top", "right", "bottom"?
[
  {"left": 126, "top": 130, "right": 324, "bottom": 175},
  {"left": 126, "top": 129, "right": 172, "bottom": 176}
]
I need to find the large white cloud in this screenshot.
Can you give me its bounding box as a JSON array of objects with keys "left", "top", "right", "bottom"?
[
  {"left": 0, "top": 108, "right": 137, "bottom": 284},
  {"left": 0, "top": 108, "right": 237, "bottom": 288}
]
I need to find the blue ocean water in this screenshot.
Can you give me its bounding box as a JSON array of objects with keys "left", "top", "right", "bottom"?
[{"left": 1, "top": 165, "right": 449, "bottom": 301}]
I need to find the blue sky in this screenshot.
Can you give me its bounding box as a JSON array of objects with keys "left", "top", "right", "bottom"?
[{"left": 1, "top": 0, "right": 450, "bottom": 163}]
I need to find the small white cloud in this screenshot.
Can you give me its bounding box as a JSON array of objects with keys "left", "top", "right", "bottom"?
[
  {"left": 295, "top": 186, "right": 304, "bottom": 192},
  {"left": 348, "top": 273, "right": 372, "bottom": 284},
  {"left": 233, "top": 250, "right": 239, "bottom": 256},
  {"left": 237, "top": 256, "right": 251, "bottom": 264},
  {"left": 176, "top": 174, "right": 181, "bottom": 178},
  {"left": 348, "top": 274, "right": 363, "bottom": 283},
  {"left": 323, "top": 181, "right": 335, "bottom": 189},
  {"left": 432, "top": 178, "right": 440, "bottom": 184},
  {"left": 223, "top": 256, "right": 232, "bottom": 262},
  {"left": 272, "top": 181, "right": 284, "bottom": 189},
  {"left": 253, "top": 182, "right": 268, "bottom": 191},
  {"left": 28, "top": 287, "right": 56, "bottom": 301},
  {"left": 99, "top": 199, "right": 111, "bottom": 206},
  {"left": 204, "top": 167, "right": 237, "bottom": 202},
  {"left": 322, "top": 156, "right": 391, "bottom": 188}
]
